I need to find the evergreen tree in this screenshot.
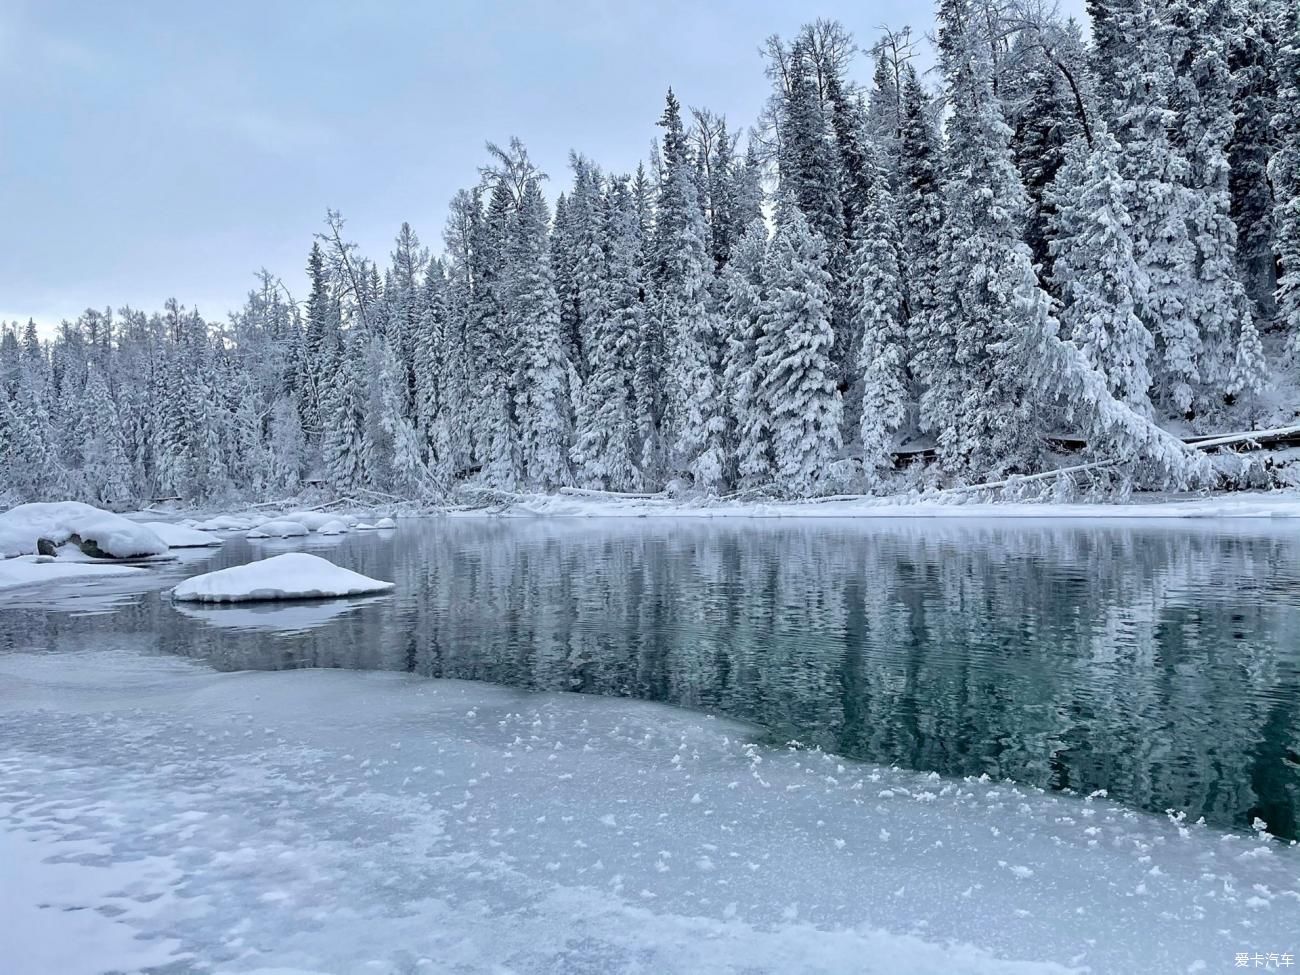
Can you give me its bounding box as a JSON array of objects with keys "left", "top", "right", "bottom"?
[
  {"left": 509, "top": 173, "right": 572, "bottom": 491},
  {"left": 754, "top": 203, "right": 843, "bottom": 495},
  {"left": 849, "top": 168, "right": 908, "bottom": 489},
  {"left": 720, "top": 220, "right": 771, "bottom": 487},
  {"left": 1273, "top": 1, "right": 1300, "bottom": 342},
  {"left": 1049, "top": 135, "right": 1155, "bottom": 413}
]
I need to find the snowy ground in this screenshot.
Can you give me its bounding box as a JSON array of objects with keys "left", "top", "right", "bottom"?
[
  {"left": 457, "top": 489, "right": 1300, "bottom": 520},
  {"left": 1, "top": 651, "right": 1295, "bottom": 975}
]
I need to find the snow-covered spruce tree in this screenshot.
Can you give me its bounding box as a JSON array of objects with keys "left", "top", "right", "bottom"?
[
  {"left": 1274, "top": 1, "right": 1300, "bottom": 344},
  {"left": 848, "top": 163, "right": 908, "bottom": 490},
  {"left": 439, "top": 190, "right": 481, "bottom": 484},
  {"left": 720, "top": 219, "right": 771, "bottom": 488},
  {"left": 1229, "top": 0, "right": 1283, "bottom": 316},
  {"left": 471, "top": 173, "right": 522, "bottom": 491},
  {"left": 1095, "top": 0, "right": 1201, "bottom": 416},
  {"left": 1048, "top": 135, "right": 1154, "bottom": 413},
  {"left": 651, "top": 91, "right": 726, "bottom": 493},
  {"left": 507, "top": 169, "right": 572, "bottom": 492},
  {"left": 930, "top": 0, "right": 1202, "bottom": 489},
  {"left": 570, "top": 177, "right": 641, "bottom": 491},
  {"left": 322, "top": 330, "right": 368, "bottom": 495},
  {"left": 1008, "top": 32, "right": 1090, "bottom": 287},
  {"left": 896, "top": 64, "right": 947, "bottom": 429},
  {"left": 1163, "top": 0, "right": 1264, "bottom": 407},
  {"left": 268, "top": 395, "right": 307, "bottom": 494},
  {"left": 377, "top": 335, "right": 432, "bottom": 497},
  {"left": 776, "top": 38, "right": 845, "bottom": 252},
  {"left": 300, "top": 242, "right": 340, "bottom": 440},
  {"left": 78, "top": 360, "right": 133, "bottom": 505},
  {"left": 754, "top": 202, "right": 843, "bottom": 497}
]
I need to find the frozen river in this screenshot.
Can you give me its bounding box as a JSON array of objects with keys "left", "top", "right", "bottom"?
[{"left": 2, "top": 517, "right": 1298, "bottom": 972}]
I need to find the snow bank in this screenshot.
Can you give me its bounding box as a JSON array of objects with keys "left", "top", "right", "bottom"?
[
  {"left": 246, "top": 519, "right": 309, "bottom": 539},
  {"left": 170, "top": 552, "right": 394, "bottom": 603},
  {"left": 450, "top": 490, "right": 1300, "bottom": 521},
  {"left": 139, "top": 522, "right": 223, "bottom": 549},
  {"left": 0, "top": 502, "right": 169, "bottom": 559},
  {"left": 0, "top": 555, "right": 142, "bottom": 593},
  {"left": 0, "top": 652, "right": 1294, "bottom": 974}
]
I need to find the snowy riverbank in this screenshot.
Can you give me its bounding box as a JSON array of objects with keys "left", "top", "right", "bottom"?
[{"left": 1, "top": 650, "right": 1296, "bottom": 974}]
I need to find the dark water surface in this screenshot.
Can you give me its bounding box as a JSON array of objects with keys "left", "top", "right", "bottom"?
[{"left": 3, "top": 517, "right": 1299, "bottom": 837}]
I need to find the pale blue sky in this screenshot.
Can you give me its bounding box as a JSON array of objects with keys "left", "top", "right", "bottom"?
[{"left": 1, "top": 0, "right": 1085, "bottom": 330}]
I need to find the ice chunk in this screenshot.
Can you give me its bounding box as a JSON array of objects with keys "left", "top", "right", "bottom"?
[
  {"left": 139, "top": 522, "right": 224, "bottom": 549},
  {"left": 0, "top": 502, "right": 168, "bottom": 559},
  {"left": 247, "top": 520, "right": 310, "bottom": 539},
  {"left": 170, "top": 552, "right": 394, "bottom": 603},
  {"left": 0, "top": 555, "right": 143, "bottom": 592}
]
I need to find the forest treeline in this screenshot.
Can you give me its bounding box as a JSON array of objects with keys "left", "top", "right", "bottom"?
[{"left": 2, "top": 0, "right": 1298, "bottom": 505}]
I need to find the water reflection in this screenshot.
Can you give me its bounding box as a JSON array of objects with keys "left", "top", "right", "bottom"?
[{"left": 3, "top": 518, "right": 1298, "bottom": 837}]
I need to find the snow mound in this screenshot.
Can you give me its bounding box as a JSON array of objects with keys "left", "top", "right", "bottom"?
[
  {"left": 354, "top": 522, "right": 377, "bottom": 530},
  {"left": 0, "top": 502, "right": 169, "bottom": 559},
  {"left": 193, "top": 515, "right": 256, "bottom": 532},
  {"left": 247, "top": 520, "right": 309, "bottom": 539},
  {"left": 0, "top": 555, "right": 143, "bottom": 592},
  {"left": 374, "top": 517, "right": 397, "bottom": 530},
  {"left": 317, "top": 519, "right": 350, "bottom": 536},
  {"left": 139, "top": 522, "right": 223, "bottom": 549},
  {"left": 170, "top": 552, "right": 394, "bottom": 603},
  {"left": 283, "top": 511, "right": 346, "bottom": 532}
]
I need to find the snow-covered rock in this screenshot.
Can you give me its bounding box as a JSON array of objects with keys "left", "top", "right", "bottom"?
[
  {"left": 246, "top": 520, "right": 309, "bottom": 539},
  {"left": 139, "top": 522, "right": 224, "bottom": 549},
  {"left": 0, "top": 554, "right": 143, "bottom": 592},
  {"left": 170, "top": 552, "right": 394, "bottom": 603},
  {"left": 354, "top": 522, "right": 378, "bottom": 531},
  {"left": 317, "top": 519, "right": 350, "bottom": 536},
  {"left": 0, "top": 502, "right": 169, "bottom": 560},
  {"left": 375, "top": 517, "right": 397, "bottom": 530}
]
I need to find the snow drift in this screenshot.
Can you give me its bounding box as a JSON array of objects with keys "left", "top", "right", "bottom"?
[{"left": 170, "top": 552, "right": 394, "bottom": 603}]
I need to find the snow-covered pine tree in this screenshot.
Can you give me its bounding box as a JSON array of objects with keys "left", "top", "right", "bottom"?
[
  {"left": 376, "top": 335, "right": 432, "bottom": 497},
  {"left": 322, "top": 330, "right": 368, "bottom": 495},
  {"left": 1095, "top": 0, "right": 1202, "bottom": 416},
  {"left": 268, "top": 395, "right": 307, "bottom": 494},
  {"left": 1048, "top": 134, "right": 1154, "bottom": 413},
  {"left": 76, "top": 364, "right": 132, "bottom": 506},
  {"left": 720, "top": 219, "right": 770, "bottom": 488},
  {"left": 506, "top": 162, "right": 572, "bottom": 492},
  {"left": 1163, "top": 0, "right": 1263, "bottom": 407},
  {"left": 754, "top": 202, "right": 842, "bottom": 496},
  {"left": 571, "top": 177, "right": 640, "bottom": 491},
  {"left": 1273, "top": 0, "right": 1300, "bottom": 343},
  {"left": 1229, "top": 0, "right": 1283, "bottom": 316},
  {"left": 849, "top": 162, "right": 908, "bottom": 490},
  {"left": 896, "top": 64, "right": 947, "bottom": 429}
]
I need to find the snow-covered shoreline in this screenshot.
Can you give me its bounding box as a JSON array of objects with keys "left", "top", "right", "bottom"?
[
  {"left": 440, "top": 489, "right": 1300, "bottom": 521},
  {"left": 1, "top": 649, "right": 1296, "bottom": 974}
]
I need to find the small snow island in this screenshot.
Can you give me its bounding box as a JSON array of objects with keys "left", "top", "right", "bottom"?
[{"left": 170, "top": 552, "right": 395, "bottom": 603}]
